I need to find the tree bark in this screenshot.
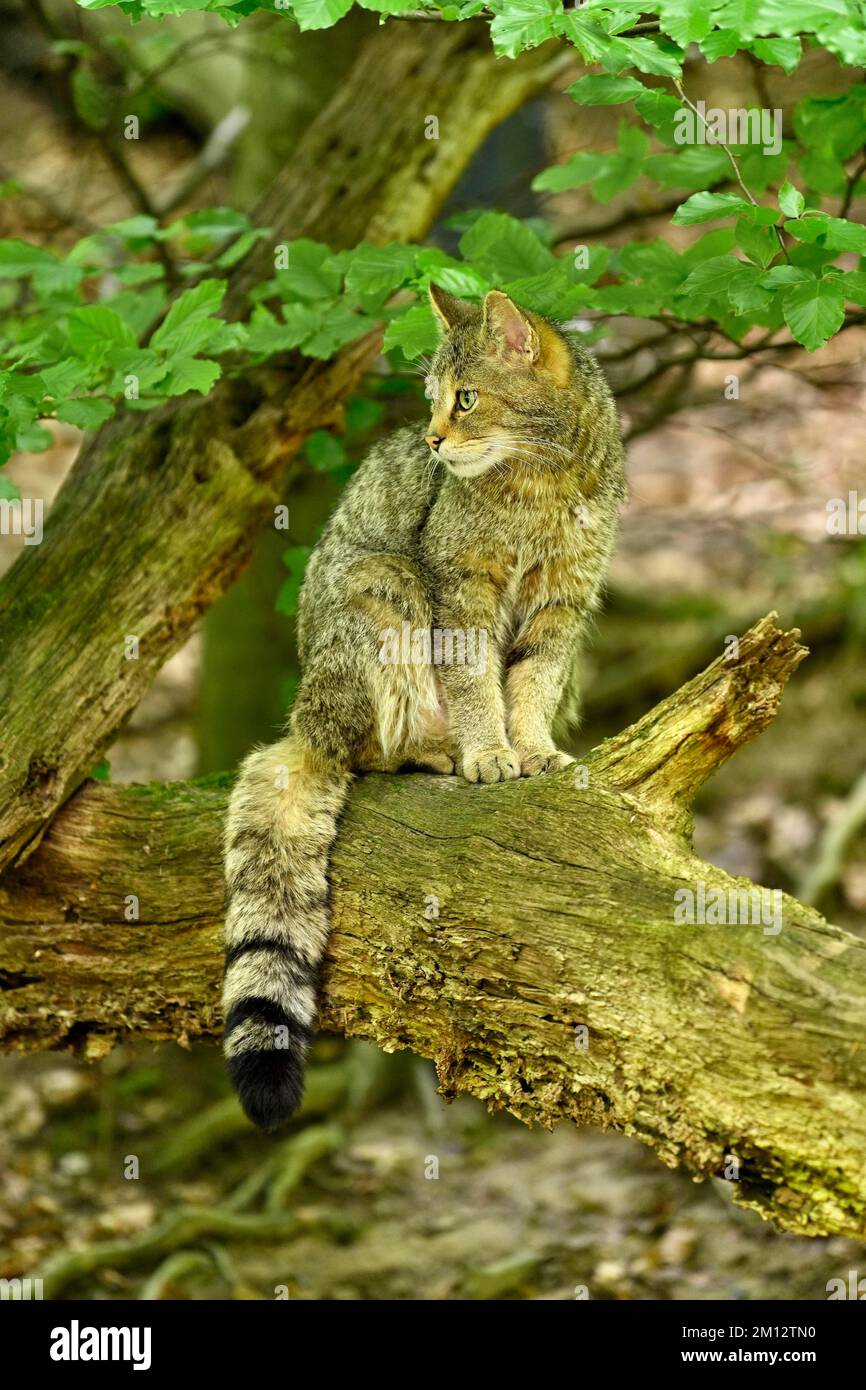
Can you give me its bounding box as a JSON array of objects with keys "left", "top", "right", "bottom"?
[
  {"left": 0, "top": 24, "right": 569, "bottom": 872},
  {"left": 3, "top": 614, "right": 865, "bottom": 1240}
]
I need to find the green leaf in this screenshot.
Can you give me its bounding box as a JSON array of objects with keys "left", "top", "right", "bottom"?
[
  {"left": 634, "top": 87, "right": 683, "bottom": 137},
  {"left": 782, "top": 277, "right": 845, "bottom": 351},
  {"left": 534, "top": 122, "right": 647, "bottom": 204},
  {"left": 216, "top": 228, "right": 269, "bottom": 270},
  {"left": 104, "top": 214, "right": 162, "bottom": 241},
  {"left": 735, "top": 217, "right": 777, "bottom": 269},
  {"left": 276, "top": 545, "right": 312, "bottom": 617},
  {"left": 778, "top": 180, "right": 805, "bottom": 220},
  {"left": 168, "top": 206, "right": 250, "bottom": 247},
  {"left": 15, "top": 422, "right": 53, "bottom": 452},
  {"left": 458, "top": 213, "right": 553, "bottom": 281},
  {"left": 300, "top": 303, "right": 376, "bottom": 358},
  {"left": 785, "top": 213, "right": 866, "bottom": 254},
  {"left": 646, "top": 146, "right": 730, "bottom": 189},
  {"left": 383, "top": 304, "right": 438, "bottom": 359},
  {"left": 532, "top": 152, "right": 603, "bottom": 195},
  {"left": 566, "top": 73, "right": 646, "bottom": 105},
  {"left": 0, "top": 474, "right": 22, "bottom": 502},
  {"left": 678, "top": 255, "right": 741, "bottom": 302},
  {"left": 760, "top": 264, "right": 813, "bottom": 287},
  {"left": 700, "top": 28, "right": 740, "bottom": 62},
  {"left": 55, "top": 397, "right": 116, "bottom": 429},
  {"left": 345, "top": 396, "right": 384, "bottom": 436},
  {"left": 104, "top": 348, "right": 169, "bottom": 394},
  {"left": 603, "top": 35, "right": 683, "bottom": 78},
  {"left": 502, "top": 270, "right": 587, "bottom": 320},
  {"left": 0, "top": 240, "right": 59, "bottom": 277},
  {"left": 488, "top": 0, "right": 561, "bottom": 59},
  {"left": 798, "top": 145, "right": 847, "bottom": 199},
  {"left": 617, "top": 238, "right": 688, "bottom": 292},
  {"left": 150, "top": 279, "right": 226, "bottom": 352},
  {"left": 836, "top": 270, "right": 866, "bottom": 307},
  {"left": 103, "top": 285, "right": 166, "bottom": 340},
  {"left": 683, "top": 228, "right": 736, "bottom": 263},
  {"left": 561, "top": 13, "right": 614, "bottom": 64},
  {"left": 658, "top": 1, "right": 712, "bottom": 48},
  {"left": 750, "top": 36, "right": 801, "bottom": 72},
  {"left": 416, "top": 249, "right": 489, "bottom": 299},
  {"left": 673, "top": 191, "right": 777, "bottom": 225},
  {"left": 71, "top": 62, "right": 112, "bottom": 130},
  {"left": 245, "top": 303, "right": 321, "bottom": 355},
  {"left": 713, "top": 0, "right": 850, "bottom": 42},
  {"left": 273, "top": 238, "right": 343, "bottom": 301},
  {"left": 305, "top": 429, "right": 347, "bottom": 472},
  {"left": 343, "top": 242, "right": 417, "bottom": 304},
  {"left": 115, "top": 263, "right": 165, "bottom": 286},
  {"left": 292, "top": 0, "right": 353, "bottom": 29},
  {"left": 68, "top": 306, "right": 137, "bottom": 359},
  {"left": 40, "top": 360, "right": 93, "bottom": 397},
  {"left": 159, "top": 357, "right": 222, "bottom": 396}
]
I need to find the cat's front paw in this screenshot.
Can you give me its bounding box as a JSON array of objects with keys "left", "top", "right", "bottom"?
[
  {"left": 462, "top": 747, "right": 521, "bottom": 784},
  {"left": 518, "top": 748, "right": 575, "bottom": 777}
]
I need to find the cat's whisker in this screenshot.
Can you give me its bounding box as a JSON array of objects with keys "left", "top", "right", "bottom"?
[{"left": 499, "top": 445, "right": 566, "bottom": 474}]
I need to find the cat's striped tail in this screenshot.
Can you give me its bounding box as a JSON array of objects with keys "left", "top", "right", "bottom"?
[{"left": 222, "top": 735, "right": 351, "bottom": 1130}]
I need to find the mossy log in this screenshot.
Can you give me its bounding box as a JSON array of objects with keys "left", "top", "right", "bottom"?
[
  {"left": 0, "top": 22, "right": 567, "bottom": 872},
  {"left": 2, "top": 614, "right": 865, "bottom": 1240}
]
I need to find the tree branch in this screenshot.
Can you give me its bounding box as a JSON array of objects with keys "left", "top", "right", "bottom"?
[{"left": 3, "top": 615, "right": 865, "bottom": 1240}]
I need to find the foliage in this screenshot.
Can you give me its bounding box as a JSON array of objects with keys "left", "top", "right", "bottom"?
[{"left": 1, "top": 1, "right": 865, "bottom": 480}]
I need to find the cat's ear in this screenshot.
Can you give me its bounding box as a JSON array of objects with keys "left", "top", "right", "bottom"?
[
  {"left": 482, "top": 291, "right": 539, "bottom": 365},
  {"left": 428, "top": 283, "right": 473, "bottom": 334}
]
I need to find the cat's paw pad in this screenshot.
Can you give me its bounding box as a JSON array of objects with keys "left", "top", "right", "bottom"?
[
  {"left": 519, "top": 748, "right": 575, "bottom": 777},
  {"left": 462, "top": 748, "right": 521, "bottom": 784}
]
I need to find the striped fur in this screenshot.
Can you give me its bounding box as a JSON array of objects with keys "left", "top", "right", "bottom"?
[{"left": 223, "top": 735, "right": 351, "bottom": 1129}]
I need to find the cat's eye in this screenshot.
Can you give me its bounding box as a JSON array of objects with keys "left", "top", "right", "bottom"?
[{"left": 455, "top": 388, "right": 478, "bottom": 412}]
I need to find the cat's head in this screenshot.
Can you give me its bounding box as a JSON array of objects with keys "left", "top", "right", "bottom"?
[{"left": 424, "top": 286, "right": 578, "bottom": 479}]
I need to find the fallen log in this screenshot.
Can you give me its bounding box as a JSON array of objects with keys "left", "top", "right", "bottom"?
[
  {"left": 3, "top": 619, "right": 861, "bottom": 1239},
  {"left": 2, "top": 615, "right": 865, "bottom": 1239}
]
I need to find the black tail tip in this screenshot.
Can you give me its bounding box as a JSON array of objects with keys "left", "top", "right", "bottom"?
[{"left": 227, "top": 1050, "right": 305, "bottom": 1131}]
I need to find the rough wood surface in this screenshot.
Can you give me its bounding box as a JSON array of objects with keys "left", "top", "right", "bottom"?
[
  {"left": 3, "top": 615, "right": 864, "bottom": 1240},
  {"left": 0, "top": 23, "right": 567, "bottom": 872}
]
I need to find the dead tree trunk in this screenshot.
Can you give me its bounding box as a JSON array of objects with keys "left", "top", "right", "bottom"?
[{"left": 2, "top": 615, "right": 865, "bottom": 1241}]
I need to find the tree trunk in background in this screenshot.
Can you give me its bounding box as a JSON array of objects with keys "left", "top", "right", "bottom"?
[
  {"left": 197, "top": 16, "right": 369, "bottom": 772},
  {"left": 197, "top": 470, "right": 342, "bottom": 773}
]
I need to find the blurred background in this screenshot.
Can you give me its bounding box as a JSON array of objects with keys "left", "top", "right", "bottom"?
[{"left": 0, "top": 1, "right": 864, "bottom": 1299}]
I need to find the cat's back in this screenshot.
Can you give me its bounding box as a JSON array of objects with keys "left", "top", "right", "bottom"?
[{"left": 323, "top": 424, "right": 441, "bottom": 554}]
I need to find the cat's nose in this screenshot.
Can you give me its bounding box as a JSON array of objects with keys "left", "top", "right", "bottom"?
[{"left": 425, "top": 434, "right": 443, "bottom": 453}]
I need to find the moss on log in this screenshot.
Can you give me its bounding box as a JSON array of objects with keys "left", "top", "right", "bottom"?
[{"left": 2, "top": 615, "right": 865, "bottom": 1240}]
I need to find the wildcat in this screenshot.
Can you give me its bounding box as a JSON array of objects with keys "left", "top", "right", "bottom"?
[{"left": 222, "top": 287, "right": 626, "bottom": 1129}]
